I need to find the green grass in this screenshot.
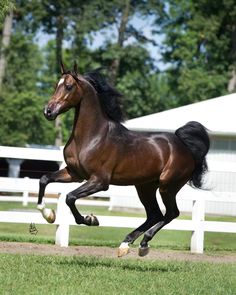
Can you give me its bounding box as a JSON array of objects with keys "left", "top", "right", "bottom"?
[
  {"left": 0, "top": 202, "right": 235, "bottom": 253},
  {"left": 1, "top": 202, "right": 235, "bottom": 295},
  {"left": 0, "top": 254, "right": 235, "bottom": 295}
]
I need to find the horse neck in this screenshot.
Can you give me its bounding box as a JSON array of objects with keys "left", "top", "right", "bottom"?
[{"left": 72, "top": 88, "right": 108, "bottom": 143}]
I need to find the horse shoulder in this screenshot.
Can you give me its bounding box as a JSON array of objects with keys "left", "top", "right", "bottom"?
[{"left": 63, "top": 139, "right": 87, "bottom": 179}]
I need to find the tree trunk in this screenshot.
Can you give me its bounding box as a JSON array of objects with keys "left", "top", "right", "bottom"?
[
  {"left": 54, "top": 15, "right": 64, "bottom": 147},
  {"left": 55, "top": 116, "right": 63, "bottom": 147},
  {"left": 0, "top": 9, "right": 13, "bottom": 89},
  {"left": 55, "top": 15, "right": 64, "bottom": 76},
  {"left": 110, "top": 0, "right": 130, "bottom": 84},
  {"left": 228, "top": 24, "right": 236, "bottom": 92},
  {"left": 228, "top": 68, "right": 236, "bottom": 92}
]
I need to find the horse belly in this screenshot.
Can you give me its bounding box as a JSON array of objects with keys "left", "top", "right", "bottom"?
[{"left": 111, "top": 154, "right": 163, "bottom": 185}]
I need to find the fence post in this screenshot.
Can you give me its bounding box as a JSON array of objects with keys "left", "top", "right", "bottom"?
[
  {"left": 190, "top": 196, "right": 205, "bottom": 253},
  {"left": 55, "top": 193, "right": 70, "bottom": 247},
  {"left": 23, "top": 177, "right": 29, "bottom": 206}
]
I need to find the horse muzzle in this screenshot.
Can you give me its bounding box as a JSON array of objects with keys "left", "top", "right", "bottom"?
[{"left": 44, "top": 105, "right": 59, "bottom": 121}]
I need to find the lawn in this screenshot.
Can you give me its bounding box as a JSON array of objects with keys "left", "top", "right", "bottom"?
[
  {"left": 0, "top": 201, "right": 235, "bottom": 295},
  {"left": 0, "top": 254, "right": 235, "bottom": 295}
]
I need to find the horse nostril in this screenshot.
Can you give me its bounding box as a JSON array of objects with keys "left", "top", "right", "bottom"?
[
  {"left": 44, "top": 106, "right": 52, "bottom": 118},
  {"left": 44, "top": 104, "right": 58, "bottom": 120}
]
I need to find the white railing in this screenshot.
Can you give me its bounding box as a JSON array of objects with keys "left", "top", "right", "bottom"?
[
  {"left": 0, "top": 177, "right": 110, "bottom": 207},
  {"left": 0, "top": 145, "right": 236, "bottom": 254},
  {"left": 0, "top": 145, "right": 63, "bottom": 162}
]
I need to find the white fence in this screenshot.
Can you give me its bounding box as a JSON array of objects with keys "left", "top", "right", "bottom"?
[{"left": 0, "top": 145, "right": 236, "bottom": 254}]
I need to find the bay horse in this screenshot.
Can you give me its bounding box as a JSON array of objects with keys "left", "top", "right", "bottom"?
[{"left": 37, "top": 62, "right": 210, "bottom": 257}]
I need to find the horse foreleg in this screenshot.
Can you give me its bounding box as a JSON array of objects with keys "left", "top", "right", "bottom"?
[
  {"left": 66, "top": 175, "right": 109, "bottom": 226},
  {"left": 37, "top": 167, "right": 74, "bottom": 223}
]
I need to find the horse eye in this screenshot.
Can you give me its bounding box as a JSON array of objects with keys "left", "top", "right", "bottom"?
[{"left": 65, "top": 84, "right": 73, "bottom": 91}]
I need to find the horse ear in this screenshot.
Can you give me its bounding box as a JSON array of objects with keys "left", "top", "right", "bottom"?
[
  {"left": 60, "top": 60, "right": 66, "bottom": 74},
  {"left": 73, "top": 61, "right": 78, "bottom": 75}
]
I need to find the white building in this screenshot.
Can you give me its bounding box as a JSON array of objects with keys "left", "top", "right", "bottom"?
[{"left": 110, "top": 93, "right": 236, "bottom": 216}]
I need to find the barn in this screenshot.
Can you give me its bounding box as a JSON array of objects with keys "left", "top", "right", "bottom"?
[{"left": 110, "top": 93, "right": 236, "bottom": 216}]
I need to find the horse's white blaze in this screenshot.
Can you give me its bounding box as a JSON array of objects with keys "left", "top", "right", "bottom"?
[
  {"left": 64, "top": 93, "right": 69, "bottom": 100},
  {"left": 58, "top": 78, "right": 65, "bottom": 86}
]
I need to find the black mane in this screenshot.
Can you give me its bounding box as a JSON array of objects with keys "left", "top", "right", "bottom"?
[{"left": 84, "top": 69, "right": 124, "bottom": 123}]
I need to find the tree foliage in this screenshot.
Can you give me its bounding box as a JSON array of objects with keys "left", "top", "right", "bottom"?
[
  {"left": 0, "top": 31, "right": 55, "bottom": 146},
  {"left": 0, "top": 0, "right": 234, "bottom": 147},
  {"left": 0, "top": 0, "right": 14, "bottom": 22},
  {"left": 156, "top": 0, "right": 236, "bottom": 105}
]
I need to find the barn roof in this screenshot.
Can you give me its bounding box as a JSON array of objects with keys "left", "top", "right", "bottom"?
[{"left": 125, "top": 93, "right": 236, "bottom": 136}]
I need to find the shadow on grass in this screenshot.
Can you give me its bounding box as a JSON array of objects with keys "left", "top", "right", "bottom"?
[{"left": 53, "top": 255, "right": 190, "bottom": 273}]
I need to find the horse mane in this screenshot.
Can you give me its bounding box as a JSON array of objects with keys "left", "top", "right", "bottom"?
[
  {"left": 84, "top": 69, "right": 124, "bottom": 123},
  {"left": 62, "top": 68, "right": 124, "bottom": 122}
]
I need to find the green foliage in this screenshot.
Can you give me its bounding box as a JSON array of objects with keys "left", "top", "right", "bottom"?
[
  {"left": 0, "top": 0, "right": 14, "bottom": 23},
  {"left": 1, "top": 0, "right": 235, "bottom": 146},
  {"left": 0, "top": 31, "right": 55, "bottom": 146},
  {"left": 156, "top": 0, "right": 235, "bottom": 104}
]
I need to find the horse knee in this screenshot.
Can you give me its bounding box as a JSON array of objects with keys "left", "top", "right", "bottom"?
[
  {"left": 66, "top": 193, "right": 75, "bottom": 207},
  {"left": 40, "top": 174, "right": 50, "bottom": 186}
]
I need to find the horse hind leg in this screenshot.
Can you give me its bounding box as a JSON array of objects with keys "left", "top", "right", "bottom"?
[
  {"left": 118, "top": 181, "right": 163, "bottom": 257},
  {"left": 138, "top": 178, "right": 182, "bottom": 257}
]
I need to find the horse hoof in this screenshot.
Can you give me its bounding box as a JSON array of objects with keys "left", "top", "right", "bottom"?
[
  {"left": 85, "top": 214, "right": 99, "bottom": 226},
  {"left": 138, "top": 245, "right": 150, "bottom": 257},
  {"left": 43, "top": 208, "right": 56, "bottom": 224},
  {"left": 118, "top": 242, "right": 130, "bottom": 257}
]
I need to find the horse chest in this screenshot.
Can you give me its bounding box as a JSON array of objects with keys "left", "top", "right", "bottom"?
[{"left": 63, "top": 142, "right": 87, "bottom": 179}]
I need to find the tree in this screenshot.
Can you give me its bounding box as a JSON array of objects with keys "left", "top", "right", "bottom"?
[
  {"left": 82, "top": 0, "right": 163, "bottom": 84},
  {"left": 0, "top": 0, "right": 14, "bottom": 22},
  {"left": 0, "top": 30, "right": 55, "bottom": 146},
  {"left": 0, "top": 0, "right": 173, "bottom": 147},
  {"left": 109, "top": 0, "right": 130, "bottom": 83},
  {"left": 11, "top": 0, "right": 84, "bottom": 146},
  {"left": 71, "top": 0, "right": 167, "bottom": 118},
  {"left": 0, "top": 9, "right": 13, "bottom": 89},
  {"left": 156, "top": 0, "right": 236, "bottom": 105},
  {"left": 0, "top": 0, "right": 15, "bottom": 89}
]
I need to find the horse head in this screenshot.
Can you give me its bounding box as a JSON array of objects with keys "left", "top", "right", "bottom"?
[{"left": 44, "top": 61, "right": 84, "bottom": 120}]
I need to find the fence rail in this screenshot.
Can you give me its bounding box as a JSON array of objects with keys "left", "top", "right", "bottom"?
[{"left": 0, "top": 145, "right": 236, "bottom": 254}]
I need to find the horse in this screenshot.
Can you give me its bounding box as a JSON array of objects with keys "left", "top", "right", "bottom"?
[{"left": 37, "top": 62, "right": 210, "bottom": 257}]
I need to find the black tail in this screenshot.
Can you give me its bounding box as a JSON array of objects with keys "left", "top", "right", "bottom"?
[{"left": 175, "top": 121, "right": 210, "bottom": 189}]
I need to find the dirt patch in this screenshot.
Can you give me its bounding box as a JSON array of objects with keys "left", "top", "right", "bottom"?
[{"left": 0, "top": 241, "right": 235, "bottom": 263}]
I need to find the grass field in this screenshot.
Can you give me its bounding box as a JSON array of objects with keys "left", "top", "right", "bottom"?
[
  {"left": 0, "top": 253, "right": 235, "bottom": 295},
  {"left": 0, "top": 201, "right": 236, "bottom": 295}
]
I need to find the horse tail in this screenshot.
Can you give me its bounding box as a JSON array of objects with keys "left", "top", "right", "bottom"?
[{"left": 175, "top": 121, "right": 210, "bottom": 189}]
